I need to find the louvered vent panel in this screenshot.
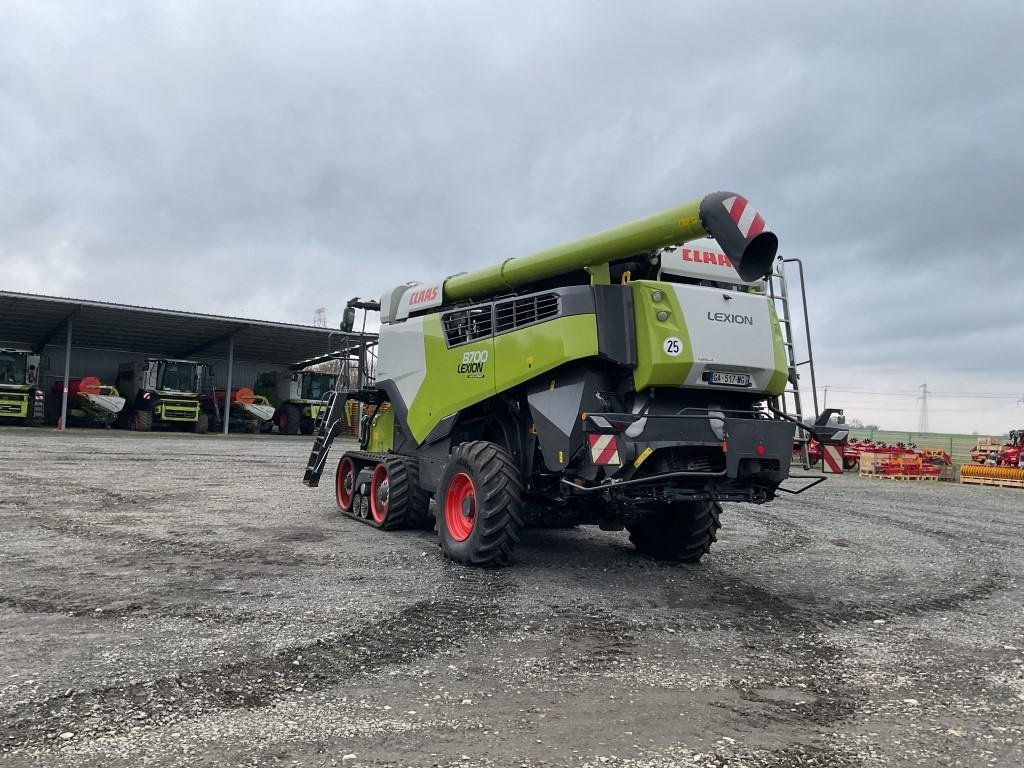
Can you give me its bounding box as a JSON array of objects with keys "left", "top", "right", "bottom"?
[{"left": 494, "top": 294, "right": 560, "bottom": 334}]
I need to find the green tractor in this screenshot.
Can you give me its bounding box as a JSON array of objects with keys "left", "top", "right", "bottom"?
[
  {"left": 0, "top": 348, "right": 47, "bottom": 426},
  {"left": 256, "top": 366, "right": 339, "bottom": 436},
  {"left": 304, "top": 191, "right": 823, "bottom": 566},
  {"left": 115, "top": 358, "right": 211, "bottom": 432}
]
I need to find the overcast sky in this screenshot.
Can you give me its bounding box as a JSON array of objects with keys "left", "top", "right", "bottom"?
[{"left": 2, "top": 1, "right": 1022, "bottom": 433}]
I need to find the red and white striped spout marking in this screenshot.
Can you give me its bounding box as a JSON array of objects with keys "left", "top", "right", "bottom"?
[{"left": 722, "top": 195, "right": 766, "bottom": 239}]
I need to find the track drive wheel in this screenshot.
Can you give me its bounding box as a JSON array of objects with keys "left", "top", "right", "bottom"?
[
  {"left": 278, "top": 404, "right": 301, "bottom": 435},
  {"left": 437, "top": 441, "right": 523, "bottom": 567},
  {"left": 369, "top": 455, "right": 429, "bottom": 530},
  {"left": 335, "top": 455, "right": 357, "bottom": 513},
  {"left": 193, "top": 411, "right": 210, "bottom": 434},
  {"left": 625, "top": 501, "right": 721, "bottom": 563}
]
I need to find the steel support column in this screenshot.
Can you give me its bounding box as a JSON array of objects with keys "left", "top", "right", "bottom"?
[
  {"left": 58, "top": 318, "right": 73, "bottom": 430},
  {"left": 222, "top": 335, "right": 234, "bottom": 435}
]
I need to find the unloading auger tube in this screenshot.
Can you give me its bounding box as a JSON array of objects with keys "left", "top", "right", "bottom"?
[{"left": 442, "top": 191, "right": 778, "bottom": 302}]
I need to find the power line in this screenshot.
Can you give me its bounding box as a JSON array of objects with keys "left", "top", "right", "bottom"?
[{"left": 820, "top": 386, "right": 1023, "bottom": 399}]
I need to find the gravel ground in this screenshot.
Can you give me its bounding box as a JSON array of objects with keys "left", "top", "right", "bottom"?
[{"left": 0, "top": 428, "right": 1022, "bottom": 767}]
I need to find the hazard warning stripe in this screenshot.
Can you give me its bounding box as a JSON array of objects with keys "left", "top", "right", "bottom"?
[
  {"left": 822, "top": 444, "right": 843, "bottom": 474},
  {"left": 722, "top": 195, "right": 766, "bottom": 239},
  {"left": 588, "top": 434, "right": 621, "bottom": 466}
]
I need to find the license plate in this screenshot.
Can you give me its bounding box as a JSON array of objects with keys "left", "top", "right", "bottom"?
[{"left": 709, "top": 372, "right": 751, "bottom": 387}]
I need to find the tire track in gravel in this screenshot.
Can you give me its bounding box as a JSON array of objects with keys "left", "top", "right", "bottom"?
[
  {"left": 15, "top": 508, "right": 433, "bottom": 571},
  {"left": 0, "top": 571, "right": 515, "bottom": 753}
]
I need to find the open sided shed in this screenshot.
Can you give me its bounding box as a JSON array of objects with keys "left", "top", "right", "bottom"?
[{"left": 0, "top": 290, "right": 373, "bottom": 432}]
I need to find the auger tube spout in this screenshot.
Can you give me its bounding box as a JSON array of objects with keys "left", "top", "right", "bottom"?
[{"left": 442, "top": 191, "right": 777, "bottom": 303}]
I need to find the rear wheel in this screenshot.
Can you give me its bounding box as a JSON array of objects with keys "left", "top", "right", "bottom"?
[
  {"left": 626, "top": 501, "right": 721, "bottom": 563},
  {"left": 437, "top": 441, "right": 523, "bottom": 567},
  {"left": 278, "top": 404, "right": 301, "bottom": 435},
  {"left": 193, "top": 411, "right": 209, "bottom": 434}
]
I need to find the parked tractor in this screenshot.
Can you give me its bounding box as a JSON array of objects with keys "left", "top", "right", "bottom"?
[
  {"left": 0, "top": 348, "right": 47, "bottom": 426},
  {"left": 302, "top": 191, "right": 825, "bottom": 566},
  {"left": 49, "top": 377, "right": 126, "bottom": 428},
  {"left": 256, "top": 368, "right": 339, "bottom": 435},
  {"left": 115, "top": 358, "right": 211, "bottom": 432}
]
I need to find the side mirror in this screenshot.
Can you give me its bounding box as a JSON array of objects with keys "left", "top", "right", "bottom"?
[{"left": 341, "top": 306, "right": 356, "bottom": 333}]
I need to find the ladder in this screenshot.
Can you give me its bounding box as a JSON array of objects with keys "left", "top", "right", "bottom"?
[
  {"left": 767, "top": 257, "right": 819, "bottom": 468},
  {"left": 302, "top": 329, "right": 380, "bottom": 488},
  {"left": 302, "top": 390, "right": 346, "bottom": 487}
]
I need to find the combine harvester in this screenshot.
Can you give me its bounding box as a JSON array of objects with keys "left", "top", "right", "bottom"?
[
  {"left": 115, "top": 358, "right": 212, "bottom": 432},
  {"left": 50, "top": 377, "right": 125, "bottom": 428},
  {"left": 961, "top": 430, "right": 1024, "bottom": 489},
  {"left": 0, "top": 347, "right": 46, "bottom": 426},
  {"left": 302, "top": 190, "right": 831, "bottom": 566},
  {"left": 256, "top": 365, "right": 340, "bottom": 435}
]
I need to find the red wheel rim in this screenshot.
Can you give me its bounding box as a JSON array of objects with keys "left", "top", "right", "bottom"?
[
  {"left": 336, "top": 457, "right": 355, "bottom": 511},
  {"left": 444, "top": 472, "right": 476, "bottom": 542},
  {"left": 370, "top": 463, "right": 389, "bottom": 524}
]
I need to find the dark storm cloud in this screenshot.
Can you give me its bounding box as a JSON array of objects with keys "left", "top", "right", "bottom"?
[{"left": 1, "top": 1, "right": 1022, "bottom": 430}]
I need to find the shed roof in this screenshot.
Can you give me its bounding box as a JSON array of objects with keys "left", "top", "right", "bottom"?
[{"left": 0, "top": 291, "right": 373, "bottom": 365}]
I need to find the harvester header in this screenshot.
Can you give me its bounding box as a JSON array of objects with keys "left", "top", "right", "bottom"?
[{"left": 384, "top": 191, "right": 777, "bottom": 322}]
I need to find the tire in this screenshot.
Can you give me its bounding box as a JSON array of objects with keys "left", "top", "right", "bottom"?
[
  {"left": 193, "top": 411, "right": 209, "bottom": 434},
  {"left": 843, "top": 456, "right": 859, "bottom": 471},
  {"left": 335, "top": 455, "right": 357, "bottom": 513},
  {"left": 300, "top": 417, "right": 315, "bottom": 436},
  {"left": 278, "top": 404, "right": 301, "bottom": 435},
  {"left": 133, "top": 410, "right": 153, "bottom": 432},
  {"left": 625, "top": 501, "right": 721, "bottom": 563},
  {"left": 437, "top": 441, "right": 523, "bottom": 567}
]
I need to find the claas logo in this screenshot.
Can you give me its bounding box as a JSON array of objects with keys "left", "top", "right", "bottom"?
[
  {"left": 408, "top": 286, "right": 439, "bottom": 306},
  {"left": 680, "top": 248, "right": 734, "bottom": 268}
]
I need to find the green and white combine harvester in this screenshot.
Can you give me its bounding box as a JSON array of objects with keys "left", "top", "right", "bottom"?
[
  {"left": 115, "top": 358, "right": 212, "bottom": 432},
  {"left": 304, "top": 191, "right": 825, "bottom": 566},
  {"left": 256, "top": 366, "right": 340, "bottom": 435},
  {"left": 0, "top": 348, "right": 47, "bottom": 426}
]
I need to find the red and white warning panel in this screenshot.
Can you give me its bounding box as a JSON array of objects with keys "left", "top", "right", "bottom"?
[
  {"left": 589, "top": 434, "right": 621, "bottom": 466},
  {"left": 822, "top": 444, "right": 843, "bottom": 474}
]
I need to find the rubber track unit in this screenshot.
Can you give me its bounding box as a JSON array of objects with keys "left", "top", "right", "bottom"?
[
  {"left": 626, "top": 500, "right": 722, "bottom": 563},
  {"left": 437, "top": 441, "right": 524, "bottom": 567},
  {"left": 336, "top": 451, "right": 425, "bottom": 531}
]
